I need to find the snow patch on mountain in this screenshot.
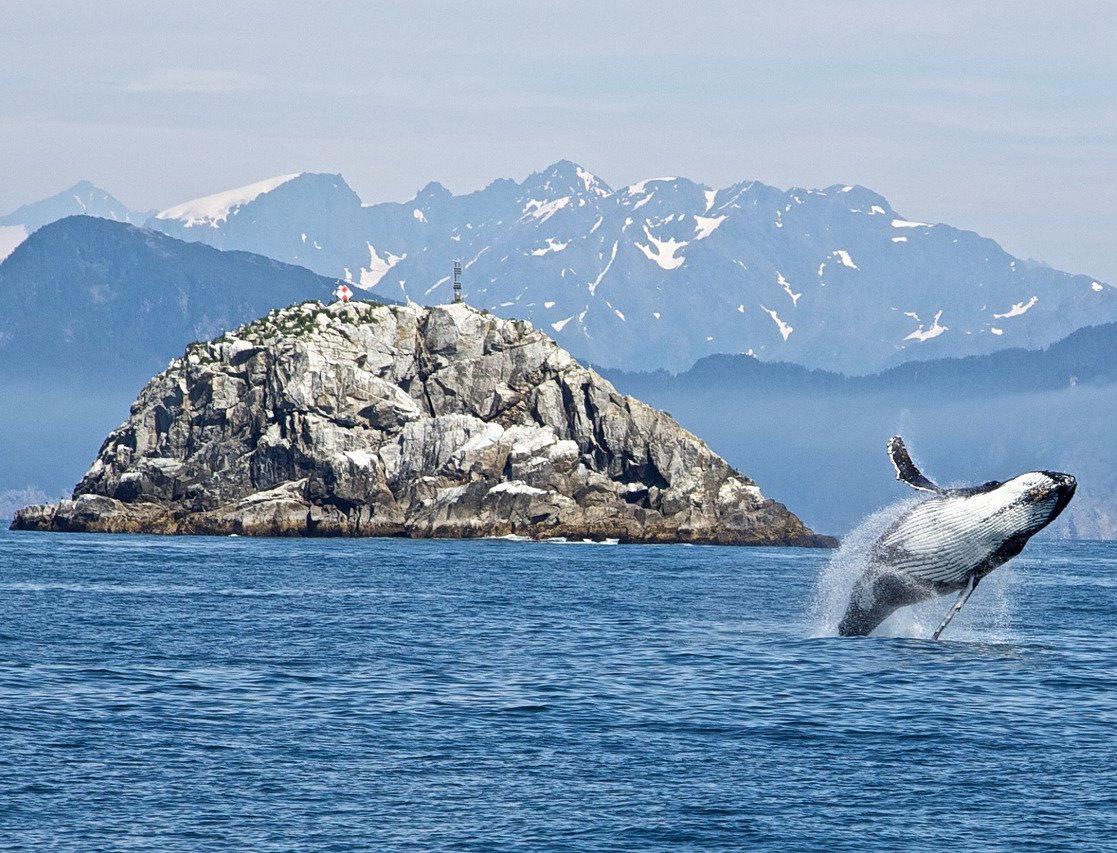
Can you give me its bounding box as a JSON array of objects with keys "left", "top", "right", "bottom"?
[
  {"left": 589, "top": 241, "right": 619, "bottom": 295},
  {"left": 693, "top": 214, "right": 726, "bottom": 240},
  {"left": 760, "top": 306, "right": 794, "bottom": 341},
  {"left": 531, "top": 238, "right": 569, "bottom": 257},
  {"left": 0, "top": 225, "right": 28, "bottom": 262},
  {"left": 777, "top": 272, "right": 802, "bottom": 306},
  {"left": 993, "top": 295, "right": 1038, "bottom": 319},
  {"left": 904, "top": 310, "right": 948, "bottom": 342},
  {"left": 156, "top": 173, "right": 302, "bottom": 227},
  {"left": 635, "top": 228, "right": 687, "bottom": 270},
  {"left": 576, "top": 166, "right": 610, "bottom": 198},
  {"left": 359, "top": 244, "right": 405, "bottom": 289},
  {"left": 523, "top": 197, "right": 570, "bottom": 223}
]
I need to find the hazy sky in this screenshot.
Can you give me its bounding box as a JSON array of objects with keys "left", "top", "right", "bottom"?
[{"left": 3, "top": 1, "right": 1114, "bottom": 280}]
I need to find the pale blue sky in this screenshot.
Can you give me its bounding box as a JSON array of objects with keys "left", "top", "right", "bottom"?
[{"left": 2, "top": 1, "right": 1114, "bottom": 280}]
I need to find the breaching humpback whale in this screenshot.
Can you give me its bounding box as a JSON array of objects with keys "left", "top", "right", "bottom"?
[{"left": 838, "top": 436, "right": 1076, "bottom": 638}]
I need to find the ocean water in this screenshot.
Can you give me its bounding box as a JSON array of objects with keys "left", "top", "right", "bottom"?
[{"left": 1, "top": 528, "right": 1115, "bottom": 850}]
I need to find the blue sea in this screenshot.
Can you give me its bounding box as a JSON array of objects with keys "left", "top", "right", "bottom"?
[{"left": 1, "top": 527, "right": 1115, "bottom": 850}]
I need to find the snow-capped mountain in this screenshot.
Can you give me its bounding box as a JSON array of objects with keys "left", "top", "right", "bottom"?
[
  {"left": 0, "top": 181, "right": 143, "bottom": 262},
  {"left": 145, "top": 162, "right": 1116, "bottom": 372},
  {"left": 10, "top": 164, "right": 1109, "bottom": 373}
]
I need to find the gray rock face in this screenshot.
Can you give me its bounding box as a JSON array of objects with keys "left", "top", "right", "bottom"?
[{"left": 12, "top": 301, "right": 833, "bottom": 546}]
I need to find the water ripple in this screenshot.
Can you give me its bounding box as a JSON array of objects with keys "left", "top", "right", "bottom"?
[{"left": 0, "top": 530, "right": 1114, "bottom": 848}]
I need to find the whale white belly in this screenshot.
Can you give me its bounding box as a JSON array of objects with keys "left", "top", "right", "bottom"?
[{"left": 875, "top": 492, "right": 1015, "bottom": 590}]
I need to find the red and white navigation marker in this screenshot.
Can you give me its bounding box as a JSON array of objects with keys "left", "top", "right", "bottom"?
[{"left": 334, "top": 283, "right": 353, "bottom": 303}]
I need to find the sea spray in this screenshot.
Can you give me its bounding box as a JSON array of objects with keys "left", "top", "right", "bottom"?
[
  {"left": 808, "top": 495, "right": 1018, "bottom": 641},
  {"left": 808, "top": 495, "right": 922, "bottom": 636}
]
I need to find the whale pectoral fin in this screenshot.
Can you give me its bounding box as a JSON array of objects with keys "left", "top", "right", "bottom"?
[
  {"left": 932, "top": 575, "right": 979, "bottom": 641},
  {"left": 887, "top": 436, "right": 941, "bottom": 493}
]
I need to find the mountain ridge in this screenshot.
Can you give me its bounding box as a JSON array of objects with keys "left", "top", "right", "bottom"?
[
  {"left": 0, "top": 181, "right": 146, "bottom": 263},
  {"left": 5, "top": 164, "right": 1114, "bottom": 374},
  {"left": 141, "top": 162, "right": 1115, "bottom": 373},
  {"left": 0, "top": 215, "right": 350, "bottom": 386},
  {"left": 602, "top": 319, "right": 1117, "bottom": 399}
]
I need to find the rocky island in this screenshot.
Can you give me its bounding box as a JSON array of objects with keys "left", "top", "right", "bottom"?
[{"left": 13, "top": 301, "right": 833, "bottom": 546}]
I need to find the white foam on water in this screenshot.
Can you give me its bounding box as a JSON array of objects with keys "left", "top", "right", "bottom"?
[{"left": 808, "top": 494, "right": 1019, "bottom": 642}]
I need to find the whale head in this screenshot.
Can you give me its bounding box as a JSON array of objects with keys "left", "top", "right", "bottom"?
[{"left": 977, "top": 470, "right": 1077, "bottom": 538}]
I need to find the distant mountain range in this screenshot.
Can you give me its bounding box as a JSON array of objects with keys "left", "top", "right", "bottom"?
[
  {"left": 603, "top": 326, "right": 1117, "bottom": 540},
  {"left": 606, "top": 320, "right": 1117, "bottom": 400},
  {"left": 0, "top": 216, "right": 344, "bottom": 387},
  {"left": 145, "top": 163, "right": 1116, "bottom": 373},
  {"left": 4, "top": 165, "right": 1113, "bottom": 373},
  {"left": 0, "top": 181, "right": 146, "bottom": 263}
]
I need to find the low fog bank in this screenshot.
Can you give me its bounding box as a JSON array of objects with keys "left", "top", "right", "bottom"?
[
  {"left": 3, "top": 375, "right": 1113, "bottom": 541},
  {"left": 605, "top": 377, "right": 1116, "bottom": 540},
  {"left": 0, "top": 382, "right": 138, "bottom": 515}
]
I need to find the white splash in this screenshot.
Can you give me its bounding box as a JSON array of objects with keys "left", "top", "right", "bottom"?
[{"left": 809, "top": 496, "right": 923, "bottom": 637}]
